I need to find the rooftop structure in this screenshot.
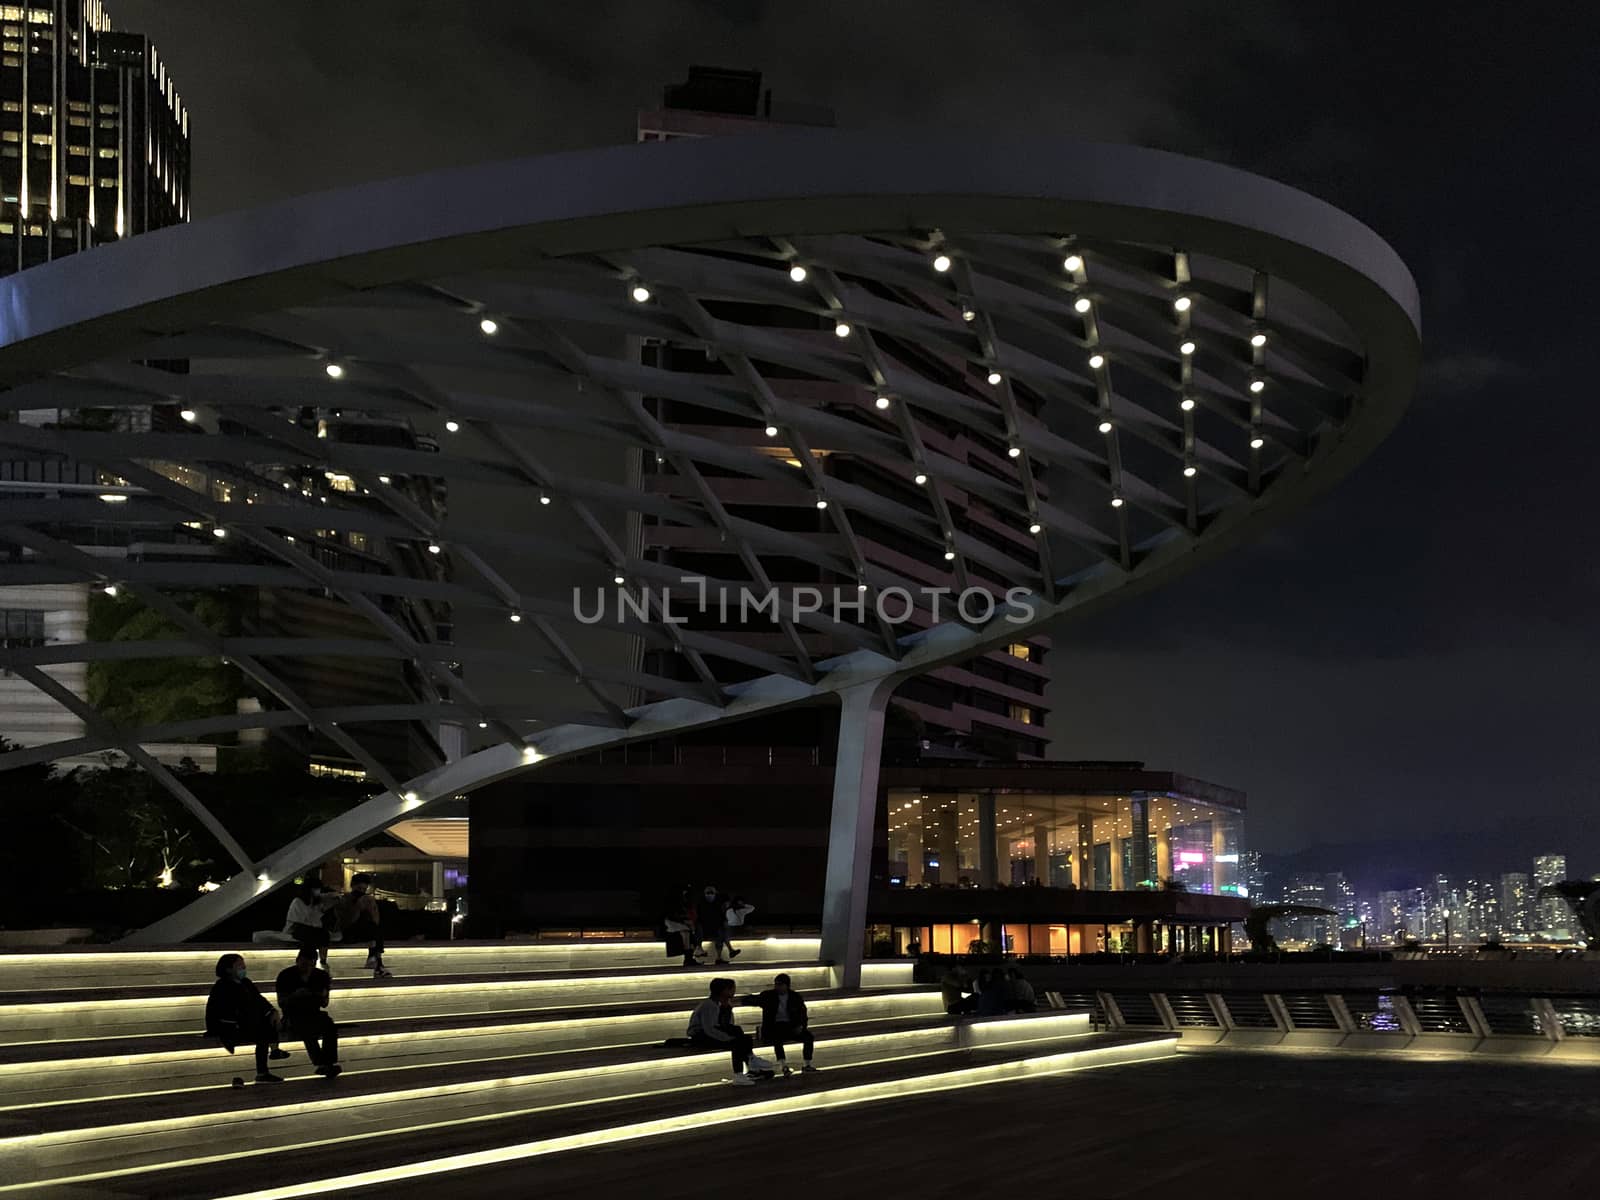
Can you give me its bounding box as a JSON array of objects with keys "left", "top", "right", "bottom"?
[{"left": 0, "top": 131, "right": 1420, "bottom": 975}]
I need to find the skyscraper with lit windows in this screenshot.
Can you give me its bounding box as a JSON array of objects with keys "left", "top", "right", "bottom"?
[
  {"left": 0, "top": 0, "right": 189, "bottom": 274},
  {"left": 1533, "top": 854, "right": 1568, "bottom": 938}
]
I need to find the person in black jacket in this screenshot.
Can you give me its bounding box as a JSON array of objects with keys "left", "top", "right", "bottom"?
[
  {"left": 205, "top": 953, "right": 289, "bottom": 1083},
  {"left": 274, "top": 948, "right": 342, "bottom": 1076},
  {"left": 747, "top": 973, "right": 815, "bottom": 1074}
]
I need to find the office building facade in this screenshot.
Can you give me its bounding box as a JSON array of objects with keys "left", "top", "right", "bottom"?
[{"left": 0, "top": 0, "right": 188, "bottom": 274}]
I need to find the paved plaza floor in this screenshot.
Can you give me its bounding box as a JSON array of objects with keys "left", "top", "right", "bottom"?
[{"left": 358, "top": 1052, "right": 1598, "bottom": 1199}]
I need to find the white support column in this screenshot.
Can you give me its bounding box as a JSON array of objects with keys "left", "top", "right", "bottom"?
[{"left": 819, "top": 679, "right": 897, "bottom": 988}]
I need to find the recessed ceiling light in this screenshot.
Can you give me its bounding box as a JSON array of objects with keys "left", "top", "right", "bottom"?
[
  {"left": 1250, "top": 435, "right": 1266, "bottom": 449},
  {"left": 1073, "top": 296, "right": 1092, "bottom": 314},
  {"left": 816, "top": 498, "right": 828, "bottom": 509},
  {"left": 613, "top": 573, "right": 625, "bottom": 585},
  {"left": 378, "top": 474, "right": 391, "bottom": 484},
  {"left": 914, "top": 472, "right": 928, "bottom": 486},
  {"left": 1179, "top": 340, "right": 1196, "bottom": 356},
  {"left": 1098, "top": 420, "right": 1113, "bottom": 434},
  {"left": 789, "top": 264, "right": 808, "bottom": 283},
  {"left": 834, "top": 321, "right": 851, "bottom": 337},
  {"left": 875, "top": 395, "right": 891, "bottom": 410},
  {"left": 102, "top": 583, "right": 119, "bottom": 596},
  {"left": 1008, "top": 445, "right": 1022, "bottom": 458},
  {"left": 1250, "top": 332, "right": 1268, "bottom": 348},
  {"left": 324, "top": 363, "right": 344, "bottom": 379},
  {"left": 765, "top": 424, "right": 779, "bottom": 437},
  {"left": 212, "top": 526, "right": 227, "bottom": 538},
  {"left": 179, "top": 408, "right": 197, "bottom": 422},
  {"left": 444, "top": 420, "right": 460, "bottom": 433},
  {"left": 944, "top": 549, "right": 956, "bottom": 561},
  {"left": 1249, "top": 379, "right": 1266, "bottom": 394},
  {"left": 1180, "top": 397, "right": 1196, "bottom": 412},
  {"left": 1063, "top": 253, "right": 1083, "bottom": 272},
  {"left": 630, "top": 284, "right": 651, "bottom": 303},
  {"left": 1110, "top": 496, "right": 1124, "bottom": 508},
  {"left": 1088, "top": 353, "right": 1105, "bottom": 369},
  {"left": 987, "top": 370, "right": 1002, "bottom": 385},
  {"left": 1028, "top": 521, "right": 1042, "bottom": 534},
  {"left": 1183, "top": 465, "right": 1197, "bottom": 478},
  {"left": 933, "top": 254, "right": 952, "bottom": 273},
  {"left": 98, "top": 492, "right": 128, "bottom": 503},
  {"left": 479, "top": 318, "right": 499, "bottom": 335},
  {"left": 961, "top": 307, "right": 976, "bottom": 322},
  {"left": 1173, "top": 296, "right": 1192, "bottom": 312},
  {"left": 508, "top": 611, "right": 522, "bottom": 623},
  {"left": 427, "top": 542, "right": 441, "bottom": 554}
]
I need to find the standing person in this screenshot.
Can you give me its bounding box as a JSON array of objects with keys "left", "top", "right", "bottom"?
[
  {"left": 283, "top": 881, "right": 333, "bottom": 970},
  {"left": 336, "top": 873, "right": 391, "bottom": 978},
  {"left": 746, "top": 972, "right": 815, "bottom": 1074},
  {"left": 686, "top": 977, "right": 773, "bottom": 1086},
  {"left": 274, "top": 948, "right": 342, "bottom": 1077},
  {"left": 723, "top": 895, "right": 755, "bottom": 961},
  {"left": 205, "top": 953, "right": 290, "bottom": 1084},
  {"left": 697, "top": 883, "right": 730, "bottom": 964}
]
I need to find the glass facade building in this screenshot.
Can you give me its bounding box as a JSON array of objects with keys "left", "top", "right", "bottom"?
[{"left": 884, "top": 785, "right": 1244, "bottom": 897}]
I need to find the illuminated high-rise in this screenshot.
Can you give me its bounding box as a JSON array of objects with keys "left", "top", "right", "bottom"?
[
  {"left": 0, "top": 0, "right": 189, "bottom": 274},
  {"left": 1532, "top": 854, "right": 1568, "bottom": 938}
]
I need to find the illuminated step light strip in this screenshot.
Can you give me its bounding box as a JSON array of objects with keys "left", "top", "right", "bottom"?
[
  {"left": 0, "top": 1020, "right": 1105, "bottom": 1166},
  {"left": 207, "top": 1040, "right": 1178, "bottom": 1200},
  {"left": 0, "top": 1002, "right": 966, "bottom": 1114},
  {"left": 0, "top": 938, "right": 827, "bottom": 969}
]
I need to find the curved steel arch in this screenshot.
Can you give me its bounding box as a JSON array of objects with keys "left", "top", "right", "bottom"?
[{"left": 0, "top": 132, "right": 1420, "bottom": 944}]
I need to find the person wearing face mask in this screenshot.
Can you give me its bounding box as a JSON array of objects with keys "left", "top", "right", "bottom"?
[{"left": 205, "top": 953, "right": 290, "bottom": 1083}]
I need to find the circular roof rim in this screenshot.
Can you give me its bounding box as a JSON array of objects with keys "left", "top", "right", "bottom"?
[{"left": 0, "top": 129, "right": 1418, "bottom": 359}]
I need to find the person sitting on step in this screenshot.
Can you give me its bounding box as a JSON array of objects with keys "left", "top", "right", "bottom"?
[
  {"left": 746, "top": 972, "right": 815, "bottom": 1074},
  {"left": 205, "top": 953, "right": 291, "bottom": 1084},
  {"left": 274, "top": 947, "right": 343, "bottom": 1077},
  {"left": 687, "top": 976, "right": 774, "bottom": 1086}
]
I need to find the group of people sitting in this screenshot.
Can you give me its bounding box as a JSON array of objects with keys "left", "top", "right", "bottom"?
[
  {"left": 664, "top": 884, "right": 755, "bottom": 967},
  {"left": 204, "top": 949, "right": 343, "bottom": 1083},
  {"left": 686, "top": 973, "right": 816, "bottom": 1086},
  {"left": 939, "top": 964, "right": 1037, "bottom": 1016},
  {"left": 281, "top": 873, "right": 391, "bottom": 978}
]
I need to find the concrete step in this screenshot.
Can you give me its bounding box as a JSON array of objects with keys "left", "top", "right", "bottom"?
[
  {"left": 0, "top": 989, "right": 949, "bottom": 1109},
  {"left": 0, "top": 1014, "right": 1166, "bottom": 1196},
  {"left": 1, "top": 960, "right": 912, "bottom": 1046},
  {"left": 0, "top": 937, "right": 820, "bottom": 994}
]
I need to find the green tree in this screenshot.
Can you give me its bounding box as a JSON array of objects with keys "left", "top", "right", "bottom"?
[{"left": 85, "top": 590, "right": 246, "bottom": 728}]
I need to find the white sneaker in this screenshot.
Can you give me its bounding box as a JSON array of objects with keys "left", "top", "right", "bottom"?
[
  {"left": 728, "top": 1073, "right": 757, "bottom": 1087},
  {"left": 747, "top": 1054, "right": 775, "bottom": 1073}
]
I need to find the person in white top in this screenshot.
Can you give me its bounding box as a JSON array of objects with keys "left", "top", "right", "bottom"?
[
  {"left": 282, "top": 882, "right": 332, "bottom": 969},
  {"left": 723, "top": 895, "right": 755, "bottom": 961}
]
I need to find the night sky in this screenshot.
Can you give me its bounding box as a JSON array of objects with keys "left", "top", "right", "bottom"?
[{"left": 112, "top": 2, "right": 1600, "bottom": 870}]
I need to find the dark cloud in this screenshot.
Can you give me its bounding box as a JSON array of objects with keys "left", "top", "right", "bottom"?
[{"left": 105, "top": 2, "right": 1600, "bottom": 864}]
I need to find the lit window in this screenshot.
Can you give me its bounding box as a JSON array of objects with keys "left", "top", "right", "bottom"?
[
  {"left": 1006, "top": 642, "right": 1031, "bottom": 661},
  {"left": 29, "top": 132, "right": 51, "bottom": 145},
  {"left": 1, "top": 100, "right": 17, "bottom": 111},
  {"left": 96, "top": 146, "right": 117, "bottom": 158},
  {"left": 67, "top": 115, "right": 89, "bottom": 127},
  {"left": 0, "top": 131, "right": 16, "bottom": 143},
  {"left": 1008, "top": 703, "right": 1035, "bottom": 725},
  {"left": 28, "top": 102, "right": 48, "bottom": 115},
  {"left": 67, "top": 143, "right": 89, "bottom": 155}
]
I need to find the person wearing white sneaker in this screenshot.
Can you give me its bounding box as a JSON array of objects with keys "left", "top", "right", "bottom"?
[
  {"left": 746, "top": 973, "right": 815, "bottom": 1074},
  {"left": 686, "top": 977, "right": 762, "bottom": 1082},
  {"left": 335, "top": 873, "right": 391, "bottom": 978}
]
